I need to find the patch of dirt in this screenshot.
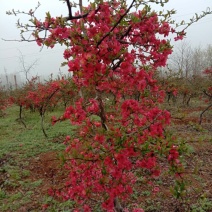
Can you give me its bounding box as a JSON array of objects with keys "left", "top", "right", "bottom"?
[
  {"left": 29, "top": 152, "right": 66, "bottom": 185},
  {"left": 25, "top": 152, "right": 67, "bottom": 209},
  {"left": 0, "top": 152, "right": 67, "bottom": 211}
]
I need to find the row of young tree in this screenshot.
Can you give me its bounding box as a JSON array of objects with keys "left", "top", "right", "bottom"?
[
  {"left": 1, "top": 64, "right": 211, "bottom": 130},
  {"left": 1, "top": 0, "right": 212, "bottom": 211},
  {"left": 158, "top": 42, "right": 212, "bottom": 123}
]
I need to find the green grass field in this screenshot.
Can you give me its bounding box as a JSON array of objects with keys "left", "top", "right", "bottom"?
[{"left": 0, "top": 106, "right": 76, "bottom": 211}]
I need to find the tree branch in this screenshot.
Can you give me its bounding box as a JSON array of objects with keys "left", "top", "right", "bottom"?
[
  {"left": 97, "top": 0, "right": 136, "bottom": 47},
  {"left": 199, "top": 103, "right": 212, "bottom": 125},
  {"left": 203, "top": 89, "right": 212, "bottom": 98},
  {"left": 66, "top": 0, "right": 73, "bottom": 19},
  {"left": 65, "top": 3, "right": 100, "bottom": 21}
]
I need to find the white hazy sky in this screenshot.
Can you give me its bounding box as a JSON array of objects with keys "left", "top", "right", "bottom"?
[{"left": 0, "top": 0, "right": 212, "bottom": 78}]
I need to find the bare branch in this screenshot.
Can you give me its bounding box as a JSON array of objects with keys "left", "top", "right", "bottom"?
[
  {"left": 199, "top": 103, "right": 212, "bottom": 125},
  {"left": 17, "top": 50, "right": 38, "bottom": 82},
  {"left": 203, "top": 89, "right": 212, "bottom": 98}
]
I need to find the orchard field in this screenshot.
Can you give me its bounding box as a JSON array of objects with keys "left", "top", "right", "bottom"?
[
  {"left": 0, "top": 84, "right": 211, "bottom": 211},
  {"left": 1, "top": 0, "right": 212, "bottom": 211}
]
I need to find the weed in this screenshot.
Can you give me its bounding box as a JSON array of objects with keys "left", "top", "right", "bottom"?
[
  {"left": 30, "top": 179, "right": 43, "bottom": 188},
  {"left": 42, "top": 196, "right": 76, "bottom": 211},
  {"left": 191, "top": 197, "right": 212, "bottom": 212},
  {"left": 10, "top": 192, "right": 23, "bottom": 201},
  {"left": 0, "top": 189, "right": 7, "bottom": 200},
  {"left": 141, "top": 190, "right": 151, "bottom": 197}
]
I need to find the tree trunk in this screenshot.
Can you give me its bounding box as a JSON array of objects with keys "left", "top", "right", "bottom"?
[
  {"left": 199, "top": 103, "right": 212, "bottom": 125},
  {"left": 41, "top": 113, "right": 48, "bottom": 138},
  {"left": 19, "top": 105, "right": 26, "bottom": 128},
  {"left": 114, "top": 197, "right": 123, "bottom": 212}
]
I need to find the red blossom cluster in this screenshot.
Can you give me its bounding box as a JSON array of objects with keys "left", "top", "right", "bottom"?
[
  {"left": 10, "top": 77, "right": 70, "bottom": 112},
  {"left": 27, "top": 0, "right": 184, "bottom": 210}
]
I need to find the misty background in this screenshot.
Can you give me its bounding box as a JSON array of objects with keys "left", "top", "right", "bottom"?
[{"left": 0, "top": 0, "right": 212, "bottom": 88}]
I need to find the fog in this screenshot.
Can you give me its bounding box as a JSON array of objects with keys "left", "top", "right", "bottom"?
[{"left": 0, "top": 0, "right": 212, "bottom": 81}]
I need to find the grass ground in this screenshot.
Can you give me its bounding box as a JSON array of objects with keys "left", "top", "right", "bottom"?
[
  {"left": 0, "top": 100, "right": 211, "bottom": 211},
  {"left": 0, "top": 106, "right": 75, "bottom": 211}
]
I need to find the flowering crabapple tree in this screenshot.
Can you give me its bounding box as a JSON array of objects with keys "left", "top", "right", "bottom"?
[
  {"left": 26, "top": 78, "right": 69, "bottom": 137},
  {"left": 8, "top": 0, "right": 212, "bottom": 210},
  {"left": 10, "top": 75, "right": 70, "bottom": 137},
  {"left": 55, "top": 74, "right": 78, "bottom": 109},
  {"left": 9, "top": 76, "right": 39, "bottom": 128}
]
